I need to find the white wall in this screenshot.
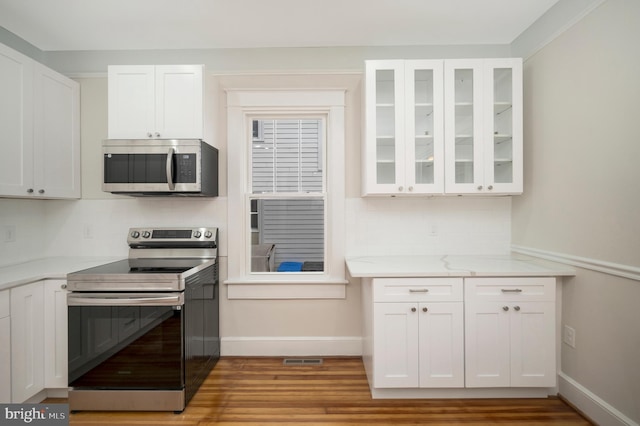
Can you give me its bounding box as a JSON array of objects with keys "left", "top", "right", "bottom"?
[
  {"left": 0, "top": 199, "right": 47, "bottom": 267},
  {"left": 512, "top": 0, "right": 640, "bottom": 424}
]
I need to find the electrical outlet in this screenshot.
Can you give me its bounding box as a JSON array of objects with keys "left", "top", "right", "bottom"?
[
  {"left": 3, "top": 225, "right": 16, "bottom": 242},
  {"left": 563, "top": 325, "right": 576, "bottom": 348}
]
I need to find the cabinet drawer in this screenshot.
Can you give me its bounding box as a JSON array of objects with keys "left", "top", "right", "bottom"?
[
  {"left": 0, "top": 290, "right": 8, "bottom": 318},
  {"left": 373, "top": 278, "right": 463, "bottom": 302},
  {"left": 465, "top": 277, "right": 556, "bottom": 302}
]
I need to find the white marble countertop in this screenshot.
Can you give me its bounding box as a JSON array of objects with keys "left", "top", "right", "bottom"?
[
  {"left": 345, "top": 254, "right": 576, "bottom": 278},
  {"left": 0, "top": 256, "right": 123, "bottom": 291}
]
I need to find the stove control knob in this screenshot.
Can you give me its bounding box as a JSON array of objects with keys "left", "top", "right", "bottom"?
[
  {"left": 130, "top": 231, "right": 140, "bottom": 239},
  {"left": 142, "top": 231, "right": 151, "bottom": 238},
  {"left": 193, "top": 230, "right": 202, "bottom": 238},
  {"left": 204, "top": 230, "right": 213, "bottom": 238}
]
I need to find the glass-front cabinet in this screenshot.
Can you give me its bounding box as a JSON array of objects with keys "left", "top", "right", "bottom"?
[
  {"left": 444, "top": 58, "right": 523, "bottom": 194},
  {"left": 363, "top": 60, "right": 444, "bottom": 195},
  {"left": 363, "top": 58, "right": 522, "bottom": 196}
]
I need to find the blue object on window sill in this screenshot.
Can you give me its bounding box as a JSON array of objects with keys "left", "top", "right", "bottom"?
[{"left": 277, "top": 262, "right": 303, "bottom": 272}]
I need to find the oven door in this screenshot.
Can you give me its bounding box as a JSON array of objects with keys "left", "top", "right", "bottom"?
[
  {"left": 102, "top": 140, "right": 202, "bottom": 193},
  {"left": 67, "top": 292, "right": 185, "bottom": 411}
]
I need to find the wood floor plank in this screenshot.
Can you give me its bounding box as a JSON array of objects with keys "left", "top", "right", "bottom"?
[{"left": 56, "top": 357, "right": 592, "bottom": 425}]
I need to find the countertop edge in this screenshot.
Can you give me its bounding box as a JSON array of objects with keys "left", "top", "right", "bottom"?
[
  {"left": 345, "top": 254, "right": 577, "bottom": 279},
  {"left": 0, "top": 256, "right": 123, "bottom": 291}
]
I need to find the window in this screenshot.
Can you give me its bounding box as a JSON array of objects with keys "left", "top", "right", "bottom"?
[
  {"left": 250, "top": 118, "right": 325, "bottom": 273},
  {"left": 226, "top": 89, "right": 346, "bottom": 298}
]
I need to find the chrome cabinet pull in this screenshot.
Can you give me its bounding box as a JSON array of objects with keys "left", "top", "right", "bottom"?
[
  {"left": 501, "top": 288, "right": 523, "bottom": 293},
  {"left": 409, "top": 288, "right": 429, "bottom": 293}
]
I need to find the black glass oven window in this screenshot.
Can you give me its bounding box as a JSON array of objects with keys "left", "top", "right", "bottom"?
[
  {"left": 68, "top": 306, "right": 183, "bottom": 389},
  {"left": 104, "top": 154, "right": 197, "bottom": 184}
]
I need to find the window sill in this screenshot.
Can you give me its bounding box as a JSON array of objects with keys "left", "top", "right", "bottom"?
[{"left": 224, "top": 279, "right": 348, "bottom": 299}]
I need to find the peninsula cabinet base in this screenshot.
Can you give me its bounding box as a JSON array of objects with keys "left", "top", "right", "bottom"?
[{"left": 368, "top": 386, "right": 557, "bottom": 400}]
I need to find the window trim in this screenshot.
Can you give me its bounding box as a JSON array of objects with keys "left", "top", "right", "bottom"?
[{"left": 225, "top": 90, "right": 346, "bottom": 298}]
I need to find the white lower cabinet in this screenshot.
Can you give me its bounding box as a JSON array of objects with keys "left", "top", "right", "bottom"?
[
  {"left": 0, "top": 290, "right": 11, "bottom": 403},
  {"left": 370, "top": 278, "right": 464, "bottom": 388},
  {"left": 364, "top": 276, "right": 558, "bottom": 396},
  {"left": 464, "top": 277, "right": 556, "bottom": 388},
  {"left": 10, "top": 281, "right": 45, "bottom": 403}
]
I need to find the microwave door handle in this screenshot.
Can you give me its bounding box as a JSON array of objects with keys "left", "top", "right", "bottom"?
[{"left": 166, "top": 147, "right": 175, "bottom": 190}]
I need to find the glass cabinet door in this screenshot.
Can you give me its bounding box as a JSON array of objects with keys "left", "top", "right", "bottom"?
[
  {"left": 364, "top": 60, "right": 404, "bottom": 194},
  {"left": 444, "top": 60, "right": 483, "bottom": 193},
  {"left": 404, "top": 60, "right": 444, "bottom": 193},
  {"left": 484, "top": 58, "right": 523, "bottom": 193}
]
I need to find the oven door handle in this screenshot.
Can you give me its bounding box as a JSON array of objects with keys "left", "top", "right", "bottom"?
[
  {"left": 67, "top": 293, "right": 184, "bottom": 307},
  {"left": 166, "top": 147, "right": 175, "bottom": 190}
]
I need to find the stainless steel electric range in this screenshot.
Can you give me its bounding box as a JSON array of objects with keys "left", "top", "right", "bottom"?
[{"left": 66, "top": 227, "right": 219, "bottom": 412}]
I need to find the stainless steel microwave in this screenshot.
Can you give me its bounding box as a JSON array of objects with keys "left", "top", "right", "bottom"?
[{"left": 102, "top": 139, "right": 218, "bottom": 196}]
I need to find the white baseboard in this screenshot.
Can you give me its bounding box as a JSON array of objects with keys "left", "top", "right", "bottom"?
[
  {"left": 558, "top": 372, "right": 638, "bottom": 426},
  {"left": 221, "top": 336, "right": 362, "bottom": 357}
]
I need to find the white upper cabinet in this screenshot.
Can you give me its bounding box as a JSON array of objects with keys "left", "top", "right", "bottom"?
[
  {"left": 108, "top": 65, "right": 204, "bottom": 139},
  {"left": 444, "top": 58, "right": 523, "bottom": 195},
  {"left": 0, "top": 43, "right": 80, "bottom": 199},
  {"left": 363, "top": 58, "right": 522, "bottom": 196},
  {"left": 363, "top": 60, "right": 444, "bottom": 195}
]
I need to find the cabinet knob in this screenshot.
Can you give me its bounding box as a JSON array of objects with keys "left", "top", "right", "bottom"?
[
  {"left": 61, "top": 284, "right": 67, "bottom": 290},
  {"left": 147, "top": 132, "right": 153, "bottom": 138},
  {"left": 502, "top": 306, "right": 509, "bottom": 311},
  {"left": 155, "top": 132, "right": 161, "bottom": 138},
  {"left": 398, "top": 186, "right": 404, "bottom": 192},
  {"left": 477, "top": 185, "right": 483, "bottom": 191},
  {"left": 408, "top": 186, "right": 414, "bottom": 192},
  {"left": 27, "top": 188, "right": 34, "bottom": 193},
  {"left": 422, "top": 307, "right": 428, "bottom": 312},
  {"left": 488, "top": 185, "right": 494, "bottom": 190},
  {"left": 411, "top": 307, "right": 417, "bottom": 312},
  {"left": 514, "top": 306, "right": 521, "bottom": 311},
  {"left": 38, "top": 189, "right": 45, "bottom": 194}
]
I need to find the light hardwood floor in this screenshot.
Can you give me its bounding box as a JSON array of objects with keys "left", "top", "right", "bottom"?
[{"left": 59, "top": 357, "right": 592, "bottom": 425}]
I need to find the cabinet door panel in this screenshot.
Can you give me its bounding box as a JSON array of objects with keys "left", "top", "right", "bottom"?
[
  {"left": 0, "top": 316, "right": 10, "bottom": 403},
  {"left": 373, "top": 302, "right": 419, "bottom": 388},
  {"left": 418, "top": 302, "right": 464, "bottom": 387},
  {"left": 465, "top": 301, "right": 510, "bottom": 387},
  {"left": 0, "top": 44, "right": 34, "bottom": 196},
  {"left": 444, "top": 59, "right": 484, "bottom": 194},
  {"left": 44, "top": 280, "right": 69, "bottom": 388},
  {"left": 10, "top": 282, "right": 45, "bottom": 402},
  {"left": 483, "top": 58, "right": 523, "bottom": 194},
  {"left": 510, "top": 301, "right": 556, "bottom": 387},
  {"left": 34, "top": 64, "right": 80, "bottom": 198},
  {"left": 108, "top": 65, "right": 155, "bottom": 139},
  {"left": 155, "top": 65, "right": 203, "bottom": 139},
  {"left": 364, "top": 60, "right": 405, "bottom": 195},
  {"left": 404, "top": 60, "right": 444, "bottom": 193}
]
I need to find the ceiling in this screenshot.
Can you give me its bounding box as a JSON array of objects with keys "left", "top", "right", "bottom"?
[{"left": 0, "top": 0, "right": 564, "bottom": 52}]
